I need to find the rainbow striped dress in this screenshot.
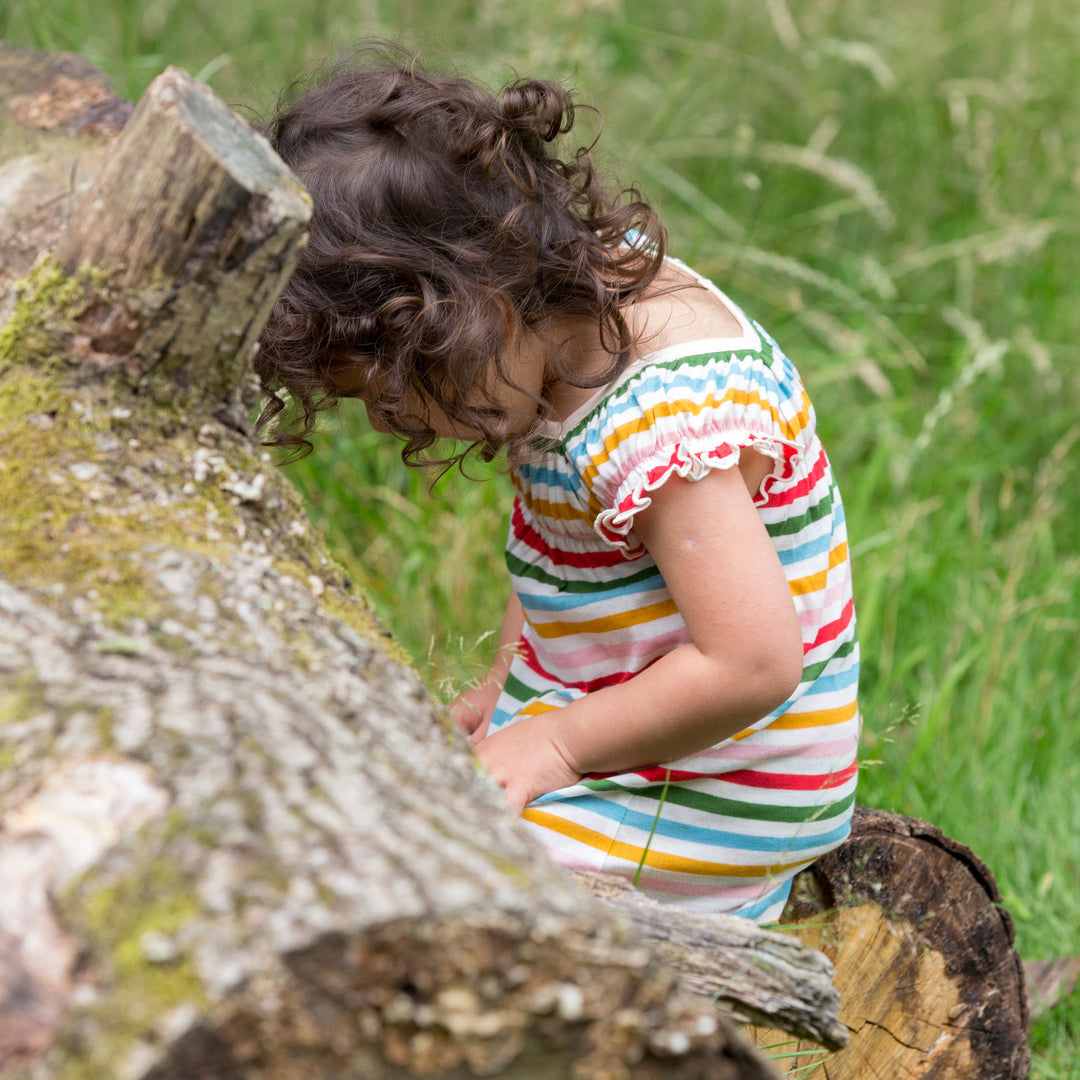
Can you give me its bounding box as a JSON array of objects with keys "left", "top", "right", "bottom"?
[{"left": 488, "top": 276, "right": 859, "bottom": 922}]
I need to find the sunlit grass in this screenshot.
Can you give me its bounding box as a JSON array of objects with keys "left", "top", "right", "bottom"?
[{"left": 3, "top": 0, "right": 1078, "bottom": 1069}]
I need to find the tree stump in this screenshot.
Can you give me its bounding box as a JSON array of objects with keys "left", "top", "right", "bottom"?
[{"left": 748, "top": 807, "right": 1031, "bottom": 1078}]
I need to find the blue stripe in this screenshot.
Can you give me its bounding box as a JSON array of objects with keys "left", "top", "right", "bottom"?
[
  {"left": 514, "top": 462, "right": 584, "bottom": 497},
  {"left": 529, "top": 793, "right": 853, "bottom": 853},
  {"left": 738, "top": 877, "right": 794, "bottom": 921},
  {"left": 798, "top": 665, "right": 861, "bottom": 697},
  {"left": 774, "top": 531, "right": 832, "bottom": 566}
]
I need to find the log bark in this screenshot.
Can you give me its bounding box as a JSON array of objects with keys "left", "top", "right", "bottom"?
[
  {"left": 0, "top": 47, "right": 802, "bottom": 1080},
  {"left": 749, "top": 807, "right": 1032, "bottom": 1079},
  {"left": 576, "top": 874, "right": 847, "bottom": 1053}
]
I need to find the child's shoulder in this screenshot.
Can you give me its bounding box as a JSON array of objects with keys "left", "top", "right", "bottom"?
[
  {"left": 627, "top": 257, "right": 749, "bottom": 357},
  {"left": 547, "top": 259, "right": 769, "bottom": 425}
]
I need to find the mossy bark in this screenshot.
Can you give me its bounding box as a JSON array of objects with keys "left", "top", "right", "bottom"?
[{"left": 0, "top": 48, "right": 785, "bottom": 1080}]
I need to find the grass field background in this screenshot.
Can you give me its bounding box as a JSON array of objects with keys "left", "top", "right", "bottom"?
[{"left": 3, "top": 0, "right": 1078, "bottom": 1073}]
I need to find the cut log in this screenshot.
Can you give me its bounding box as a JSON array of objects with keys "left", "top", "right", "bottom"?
[
  {"left": 52, "top": 66, "right": 309, "bottom": 417},
  {"left": 747, "top": 806, "right": 1031, "bottom": 1079},
  {"left": 0, "top": 48, "right": 800, "bottom": 1079}
]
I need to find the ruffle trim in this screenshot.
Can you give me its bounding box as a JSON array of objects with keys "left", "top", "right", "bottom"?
[{"left": 594, "top": 433, "right": 801, "bottom": 559}]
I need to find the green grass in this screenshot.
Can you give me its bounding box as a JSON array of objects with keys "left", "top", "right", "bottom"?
[{"left": 3, "top": 0, "right": 1078, "bottom": 1072}]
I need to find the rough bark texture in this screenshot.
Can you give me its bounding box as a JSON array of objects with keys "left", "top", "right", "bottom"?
[
  {"left": 752, "top": 807, "right": 1032, "bottom": 1079},
  {"left": 0, "top": 46, "right": 790, "bottom": 1080},
  {"left": 577, "top": 874, "right": 847, "bottom": 1053}
]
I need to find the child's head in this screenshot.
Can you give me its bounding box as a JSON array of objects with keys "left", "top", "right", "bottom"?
[{"left": 256, "top": 43, "right": 665, "bottom": 465}]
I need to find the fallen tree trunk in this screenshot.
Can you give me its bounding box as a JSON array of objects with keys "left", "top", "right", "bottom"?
[{"left": 0, "top": 45, "right": 800, "bottom": 1080}]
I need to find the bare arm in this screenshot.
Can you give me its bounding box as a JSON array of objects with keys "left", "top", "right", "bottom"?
[{"left": 475, "top": 454, "right": 805, "bottom": 810}]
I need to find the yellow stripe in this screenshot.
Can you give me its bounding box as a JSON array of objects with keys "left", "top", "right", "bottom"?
[
  {"left": 516, "top": 488, "right": 593, "bottom": 525},
  {"left": 787, "top": 541, "right": 848, "bottom": 597},
  {"left": 522, "top": 808, "right": 812, "bottom": 878},
  {"left": 580, "top": 387, "right": 812, "bottom": 491},
  {"left": 765, "top": 700, "right": 859, "bottom": 731},
  {"left": 728, "top": 699, "right": 857, "bottom": 741},
  {"left": 519, "top": 700, "right": 563, "bottom": 717},
  {"left": 530, "top": 598, "right": 679, "bottom": 639}
]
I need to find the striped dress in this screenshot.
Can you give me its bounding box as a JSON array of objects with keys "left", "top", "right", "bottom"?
[{"left": 488, "top": 273, "right": 859, "bottom": 922}]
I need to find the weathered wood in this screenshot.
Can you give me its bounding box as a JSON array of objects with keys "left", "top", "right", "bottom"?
[
  {"left": 51, "top": 65, "right": 310, "bottom": 418},
  {"left": 578, "top": 872, "right": 847, "bottom": 1052},
  {"left": 0, "top": 50, "right": 788, "bottom": 1080},
  {"left": 749, "top": 806, "right": 1031, "bottom": 1079}
]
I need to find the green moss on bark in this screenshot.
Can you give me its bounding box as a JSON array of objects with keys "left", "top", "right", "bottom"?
[
  {"left": 52, "top": 842, "right": 208, "bottom": 1080},
  {"left": 0, "top": 258, "right": 400, "bottom": 664}
]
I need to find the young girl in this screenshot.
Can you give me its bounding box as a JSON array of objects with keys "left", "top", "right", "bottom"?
[{"left": 257, "top": 46, "right": 860, "bottom": 923}]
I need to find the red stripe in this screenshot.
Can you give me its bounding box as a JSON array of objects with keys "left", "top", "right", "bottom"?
[
  {"left": 761, "top": 444, "right": 826, "bottom": 508},
  {"left": 806, "top": 597, "right": 855, "bottom": 653},
  {"left": 617, "top": 761, "right": 858, "bottom": 790},
  {"left": 612, "top": 441, "right": 746, "bottom": 521},
  {"left": 510, "top": 500, "right": 625, "bottom": 569}
]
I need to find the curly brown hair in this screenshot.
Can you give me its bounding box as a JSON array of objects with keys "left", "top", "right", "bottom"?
[{"left": 255, "top": 43, "right": 666, "bottom": 466}]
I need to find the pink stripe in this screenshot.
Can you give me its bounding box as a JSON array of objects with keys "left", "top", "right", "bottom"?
[
  {"left": 797, "top": 578, "right": 853, "bottom": 630},
  {"left": 518, "top": 637, "right": 641, "bottom": 691},
  {"left": 533, "top": 626, "right": 691, "bottom": 673},
  {"left": 697, "top": 735, "right": 858, "bottom": 763},
  {"left": 624, "top": 876, "right": 791, "bottom": 902}
]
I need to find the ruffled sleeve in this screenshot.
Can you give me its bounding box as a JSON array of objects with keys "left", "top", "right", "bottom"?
[{"left": 582, "top": 346, "right": 812, "bottom": 558}]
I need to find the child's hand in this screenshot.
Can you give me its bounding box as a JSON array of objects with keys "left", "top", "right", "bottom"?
[
  {"left": 474, "top": 715, "right": 582, "bottom": 812},
  {"left": 449, "top": 679, "right": 501, "bottom": 739}
]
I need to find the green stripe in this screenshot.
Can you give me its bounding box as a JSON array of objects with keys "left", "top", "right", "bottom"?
[
  {"left": 505, "top": 552, "right": 662, "bottom": 593},
  {"left": 800, "top": 637, "right": 858, "bottom": 682},
  {"left": 501, "top": 636, "right": 855, "bottom": 705},
  {"left": 765, "top": 487, "right": 835, "bottom": 538},
  {"left": 502, "top": 670, "right": 545, "bottom": 704},
  {"left": 501, "top": 638, "right": 856, "bottom": 708}
]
